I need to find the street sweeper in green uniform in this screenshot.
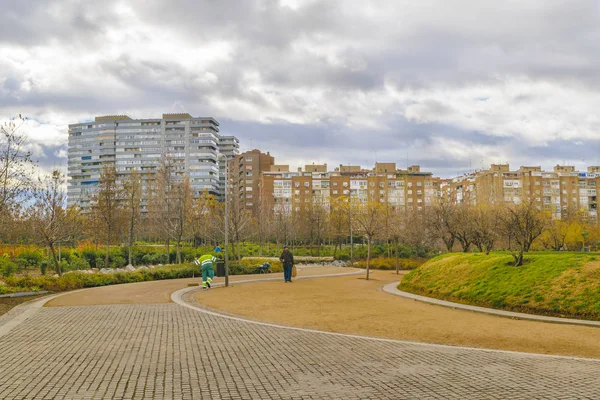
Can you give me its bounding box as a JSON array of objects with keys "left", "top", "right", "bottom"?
[{"left": 194, "top": 254, "right": 217, "bottom": 289}]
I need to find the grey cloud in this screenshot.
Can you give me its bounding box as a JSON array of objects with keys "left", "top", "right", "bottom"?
[
  {"left": 0, "top": 0, "right": 124, "bottom": 46},
  {"left": 3, "top": 0, "right": 600, "bottom": 178}
]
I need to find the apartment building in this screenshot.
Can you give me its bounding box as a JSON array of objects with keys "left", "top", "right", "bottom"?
[
  {"left": 443, "top": 164, "right": 599, "bottom": 220},
  {"left": 260, "top": 162, "right": 441, "bottom": 216},
  {"left": 228, "top": 149, "right": 275, "bottom": 214},
  {"left": 67, "top": 113, "right": 239, "bottom": 208}
]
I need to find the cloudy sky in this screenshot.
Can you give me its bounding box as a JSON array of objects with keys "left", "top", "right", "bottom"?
[{"left": 2, "top": 0, "right": 600, "bottom": 177}]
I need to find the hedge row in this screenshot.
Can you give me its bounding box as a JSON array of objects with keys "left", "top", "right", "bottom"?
[{"left": 352, "top": 257, "right": 424, "bottom": 270}]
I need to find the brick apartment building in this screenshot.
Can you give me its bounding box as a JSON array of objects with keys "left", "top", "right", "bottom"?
[
  {"left": 443, "top": 164, "right": 599, "bottom": 220},
  {"left": 259, "top": 162, "right": 441, "bottom": 216},
  {"left": 228, "top": 149, "right": 275, "bottom": 215},
  {"left": 227, "top": 148, "right": 600, "bottom": 224}
]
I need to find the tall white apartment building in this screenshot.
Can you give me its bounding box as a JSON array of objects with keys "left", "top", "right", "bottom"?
[{"left": 67, "top": 113, "right": 239, "bottom": 208}]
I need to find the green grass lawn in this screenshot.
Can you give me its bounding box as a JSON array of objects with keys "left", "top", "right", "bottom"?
[{"left": 400, "top": 252, "right": 600, "bottom": 320}]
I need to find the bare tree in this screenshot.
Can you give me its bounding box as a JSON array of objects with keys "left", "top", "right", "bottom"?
[
  {"left": 228, "top": 195, "right": 253, "bottom": 261},
  {"left": 273, "top": 208, "right": 294, "bottom": 247},
  {"left": 427, "top": 200, "right": 456, "bottom": 252},
  {"left": 148, "top": 155, "right": 177, "bottom": 262},
  {"left": 303, "top": 197, "right": 329, "bottom": 256},
  {"left": 27, "top": 171, "right": 81, "bottom": 275},
  {"left": 499, "top": 198, "right": 548, "bottom": 266},
  {"left": 191, "top": 190, "right": 218, "bottom": 246},
  {"left": 123, "top": 170, "right": 142, "bottom": 265},
  {"left": 0, "top": 116, "right": 36, "bottom": 240},
  {"left": 402, "top": 208, "right": 432, "bottom": 257},
  {"left": 451, "top": 203, "right": 474, "bottom": 252},
  {"left": 386, "top": 205, "right": 405, "bottom": 274},
  {"left": 470, "top": 204, "right": 500, "bottom": 254},
  {"left": 91, "top": 165, "right": 124, "bottom": 268},
  {"left": 255, "top": 184, "right": 273, "bottom": 256},
  {"left": 169, "top": 177, "right": 193, "bottom": 263},
  {"left": 328, "top": 197, "right": 350, "bottom": 258},
  {"left": 353, "top": 200, "right": 385, "bottom": 280}
]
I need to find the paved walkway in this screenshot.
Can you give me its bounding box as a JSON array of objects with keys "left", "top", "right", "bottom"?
[
  {"left": 0, "top": 270, "right": 600, "bottom": 399},
  {"left": 383, "top": 281, "right": 600, "bottom": 327}
]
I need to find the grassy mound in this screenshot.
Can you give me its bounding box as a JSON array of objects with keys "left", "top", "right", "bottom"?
[{"left": 400, "top": 252, "right": 600, "bottom": 320}]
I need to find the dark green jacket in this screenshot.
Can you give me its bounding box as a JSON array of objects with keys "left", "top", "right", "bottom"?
[{"left": 279, "top": 250, "right": 294, "bottom": 267}]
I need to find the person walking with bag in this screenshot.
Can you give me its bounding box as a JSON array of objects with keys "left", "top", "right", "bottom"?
[{"left": 280, "top": 245, "right": 295, "bottom": 283}]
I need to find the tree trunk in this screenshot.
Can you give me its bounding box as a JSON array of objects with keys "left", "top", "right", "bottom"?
[
  {"left": 366, "top": 237, "right": 371, "bottom": 281},
  {"left": 395, "top": 238, "right": 399, "bottom": 275},
  {"left": 105, "top": 239, "right": 110, "bottom": 268},
  {"left": 49, "top": 244, "right": 62, "bottom": 276},
  {"left": 166, "top": 239, "right": 170, "bottom": 264},
  {"left": 176, "top": 241, "right": 181, "bottom": 264},
  {"left": 128, "top": 207, "right": 135, "bottom": 266},
  {"left": 513, "top": 250, "right": 524, "bottom": 267}
]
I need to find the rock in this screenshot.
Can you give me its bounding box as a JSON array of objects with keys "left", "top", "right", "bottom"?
[
  {"left": 137, "top": 266, "right": 148, "bottom": 270},
  {"left": 53, "top": 274, "right": 59, "bottom": 277},
  {"left": 125, "top": 265, "right": 136, "bottom": 272},
  {"left": 100, "top": 268, "right": 112, "bottom": 274},
  {"left": 0, "top": 280, "right": 5, "bottom": 286},
  {"left": 149, "top": 265, "right": 156, "bottom": 269}
]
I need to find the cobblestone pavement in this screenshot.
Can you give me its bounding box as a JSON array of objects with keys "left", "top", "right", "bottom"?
[{"left": 1, "top": 299, "right": 600, "bottom": 400}]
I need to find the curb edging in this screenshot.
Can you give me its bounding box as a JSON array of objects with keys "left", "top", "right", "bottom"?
[{"left": 382, "top": 282, "right": 600, "bottom": 328}]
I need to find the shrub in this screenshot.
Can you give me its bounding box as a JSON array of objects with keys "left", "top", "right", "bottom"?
[
  {"left": 82, "top": 249, "right": 101, "bottom": 268},
  {"left": 14, "top": 250, "right": 43, "bottom": 269},
  {"left": 68, "top": 256, "right": 91, "bottom": 271},
  {"left": 239, "top": 258, "right": 283, "bottom": 273},
  {"left": 3, "top": 264, "right": 200, "bottom": 292},
  {"left": 40, "top": 259, "right": 49, "bottom": 276},
  {"left": 353, "top": 257, "right": 422, "bottom": 270},
  {"left": 0, "top": 257, "right": 19, "bottom": 278},
  {"left": 110, "top": 256, "right": 127, "bottom": 269},
  {"left": 142, "top": 253, "right": 168, "bottom": 265}
]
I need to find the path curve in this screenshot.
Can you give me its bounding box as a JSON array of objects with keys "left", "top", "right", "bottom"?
[
  {"left": 174, "top": 280, "right": 599, "bottom": 362},
  {"left": 383, "top": 281, "right": 600, "bottom": 328},
  {"left": 0, "top": 268, "right": 599, "bottom": 399}
]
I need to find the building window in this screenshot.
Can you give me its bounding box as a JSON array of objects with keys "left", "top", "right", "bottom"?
[
  {"left": 304, "top": 182, "right": 310, "bottom": 187},
  {"left": 245, "top": 157, "right": 253, "bottom": 162},
  {"left": 333, "top": 182, "right": 338, "bottom": 187},
  {"left": 333, "top": 190, "right": 338, "bottom": 195},
  {"left": 417, "top": 182, "right": 422, "bottom": 187}
]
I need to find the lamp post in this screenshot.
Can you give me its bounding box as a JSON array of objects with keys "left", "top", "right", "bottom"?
[
  {"left": 220, "top": 154, "right": 230, "bottom": 287},
  {"left": 349, "top": 195, "right": 353, "bottom": 266},
  {"left": 348, "top": 164, "right": 354, "bottom": 266}
]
